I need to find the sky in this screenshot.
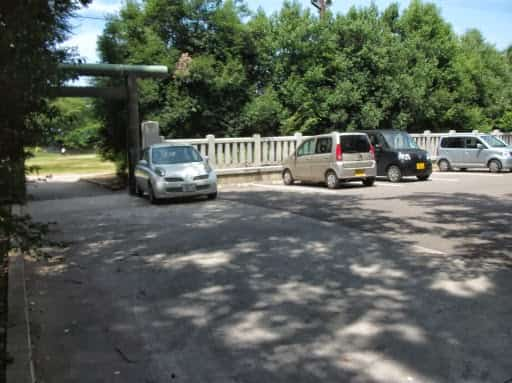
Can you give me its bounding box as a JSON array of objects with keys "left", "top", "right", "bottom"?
[{"left": 65, "top": 0, "right": 512, "bottom": 64}]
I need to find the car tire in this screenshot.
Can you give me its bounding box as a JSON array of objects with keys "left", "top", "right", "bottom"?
[
  {"left": 148, "top": 183, "right": 159, "bottom": 205},
  {"left": 283, "top": 169, "right": 294, "bottom": 185},
  {"left": 387, "top": 165, "right": 402, "bottom": 183},
  {"left": 325, "top": 170, "right": 339, "bottom": 189},
  {"left": 488, "top": 159, "right": 502, "bottom": 173},
  {"left": 362, "top": 177, "right": 375, "bottom": 187},
  {"left": 438, "top": 159, "right": 451, "bottom": 172},
  {"left": 207, "top": 192, "right": 217, "bottom": 200},
  {"left": 417, "top": 174, "right": 430, "bottom": 181}
]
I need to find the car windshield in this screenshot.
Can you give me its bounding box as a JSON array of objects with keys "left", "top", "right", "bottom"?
[
  {"left": 382, "top": 131, "right": 419, "bottom": 149},
  {"left": 152, "top": 146, "right": 202, "bottom": 165},
  {"left": 480, "top": 135, "right": 507, "bottom": 148}
]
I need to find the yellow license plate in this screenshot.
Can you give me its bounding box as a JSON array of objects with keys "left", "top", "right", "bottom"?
[
  {"left": 355, "top": 169, "right": 365, "bottom": 177},
  {"left": 416, "top": 162, "right": 425, "bottom": 170}
]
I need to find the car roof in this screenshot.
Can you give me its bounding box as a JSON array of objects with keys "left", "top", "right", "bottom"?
[
  {"left": 439, "top": 133, "right": 490, "bottom": 138},
  {"left": 357, "top": 129, "right": 404, "bottom": 133},
  {"left": 305, "top": 132, "right": 368, "bottom": 139}
]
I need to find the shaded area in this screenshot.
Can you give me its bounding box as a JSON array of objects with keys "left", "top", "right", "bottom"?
[
  {"left": 0, "top": 240, "right": 7, "bottom": 383},
  {"left": 27, "top": 180, "right": 121, "bottom": 201},
  {"left": 24, "top": 185, "right": 512, "bottom": 383}
]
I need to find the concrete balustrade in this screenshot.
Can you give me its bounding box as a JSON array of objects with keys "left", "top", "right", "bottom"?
[{"left": 142, "top": 121, "right": 512, "bottom": 171}]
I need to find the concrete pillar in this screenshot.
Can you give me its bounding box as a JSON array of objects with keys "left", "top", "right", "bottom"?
[
  {"left": 253, "top": 134, "right": 261, "bottom": 166},
  {"left": 207, "top": 134, "right": 215, "bottom": 165},
  {"left": 294, "top": 132, "right": 303, "bottom": 146},
  {"left": 141, "top": 121, "right": 161, "bottom": 148},
  {"left": 449, "top": 130, "right": 456, "bottom": 134}
]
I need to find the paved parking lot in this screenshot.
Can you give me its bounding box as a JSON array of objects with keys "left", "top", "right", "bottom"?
[{"left": 24, "top": 171, "right": 512, "bottom": 383}]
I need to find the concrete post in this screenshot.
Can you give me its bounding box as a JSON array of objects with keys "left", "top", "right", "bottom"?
[
  {"left": 491, "top": 129, "right": 501, "bottom": 136},
  {"left": 449, "top": 130, "right": 456, "bottom": 134},
  {"left": 294, "top": 132, "right": 303, "bottom": 150},
  {"left": 253, "top": 134, "right": 261, "bottom": 166},
  {"left": 472, "top": 129, "right": 479, "bottom": 134},
  {"left": 141, "top": 121, "right": 160, "bottom": 148},
  {"left": 423, "top": 130, "right": 431, "bottom": 135},
  {"left": 207, "top": 134, "right": 216, "bottom": 165},
  {"left": 126, "top": 74, "right": 140, "bottom": 195}
]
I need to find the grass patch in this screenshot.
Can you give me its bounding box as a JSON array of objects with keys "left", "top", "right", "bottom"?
[{"left": 26, "top": 150, "right": 116, "bottom": 175}]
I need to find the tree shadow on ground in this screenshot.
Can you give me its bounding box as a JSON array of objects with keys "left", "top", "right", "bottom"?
[{"left": 24, "top": 186, "right": 512, "bottom": 383}]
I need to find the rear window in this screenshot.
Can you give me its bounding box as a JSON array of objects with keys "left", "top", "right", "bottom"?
[
  {"left": 440, "top": 137, "right": 465, "bottom": 148},
  {"left": 339, "top": 135, "right": 370, "bottom": 153}
]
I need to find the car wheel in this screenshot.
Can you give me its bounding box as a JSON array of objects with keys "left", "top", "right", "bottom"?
[
  {"left": 387, "top": 165, "right": 402, "bottom": 183},
  {"left": 148, "top": 183, "right": 159, "bottom": 205},
  {"left": 417, "top": 174, "right": 430, "bottom": 181},
  {"left": 325, "top": 170, "right": 339, "bottom": 189},
  {"left": 438, "top": 159, "right": 451, "bottom": 172},
  {"left": 207, "top": 192, "right": 217, "bottom": 200},
  {"left": 362, "top": 177, "right": 375, "bottom": 187},
  {"left": 488, "top": 159, "right": 502, "bottom": 173},
  {"left": 283, "top": 169, "right": 294, "bottom": 185}
]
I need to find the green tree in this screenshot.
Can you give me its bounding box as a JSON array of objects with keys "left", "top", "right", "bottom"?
[
  {"left": 94, "top": 0, "right": 512, "bottom": 157},
  {"left": 38, "top": 98, "right": 101, "bottom": 150},
  {"left": 0, "top": 0, "right": 90, "bottom": 252}
]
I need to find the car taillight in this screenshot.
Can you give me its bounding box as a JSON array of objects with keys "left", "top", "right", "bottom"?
[
  {"left": 336, "top": 144, "right": 343, "bottom": 161},
  {"left": 369, "top": 144, "right": 375, "bottom": 160}
]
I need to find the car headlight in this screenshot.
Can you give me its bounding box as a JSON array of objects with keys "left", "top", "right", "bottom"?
[
  {"left": 502, "top": 151, "right": 512, "bottom": 157},
  {"left": 398, "top": 152, "right": 411, "bottom": 161},
  {"left": 154, "top": 167, "right": 166, "bottom": 177},
  {"left": 426, "top": 153, "right": 431, "bottom": 161}
]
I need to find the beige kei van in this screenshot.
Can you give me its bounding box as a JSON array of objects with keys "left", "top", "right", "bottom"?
[{"left": 282, "top": 132, "right": 377, "bottom": 188}]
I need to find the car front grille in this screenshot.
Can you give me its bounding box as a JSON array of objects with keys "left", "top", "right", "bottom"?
[
  {"left": 193, "top": 174, "right": 209, "bottom": 180},
  {"left": 196, "top": 184, "right": 210, "bottom": 190},
  {"left": 166, "top": 187, "right": 182, "bottom": 193},
  {"left": 165, "top": 177, "right": 184, "bottom": 182}
]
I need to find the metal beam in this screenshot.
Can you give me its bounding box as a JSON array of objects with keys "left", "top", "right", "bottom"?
[
  {"left": 58, "top": 63, "right": 169, "bottom": 78},
  {"left": 50, "top": 86, "right": 127, "bottom": 100}
]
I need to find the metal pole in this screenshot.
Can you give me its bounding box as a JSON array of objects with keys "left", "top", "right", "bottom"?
[{"left": 126, "top": 74, "right": 140, "bottom": 195}]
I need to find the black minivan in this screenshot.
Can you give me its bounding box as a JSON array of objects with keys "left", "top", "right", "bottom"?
[{"left": 359, "top": 130, "right": 432, "bottom": 182}]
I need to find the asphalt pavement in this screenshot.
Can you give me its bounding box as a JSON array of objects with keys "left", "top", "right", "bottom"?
[{"left": 22, "top": 171, "right": 512, "bottom": 383}]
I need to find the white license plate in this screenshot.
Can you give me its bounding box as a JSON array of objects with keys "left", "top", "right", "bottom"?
[{"left": 182, "top": 184, "right": 196, "bottom": 192}]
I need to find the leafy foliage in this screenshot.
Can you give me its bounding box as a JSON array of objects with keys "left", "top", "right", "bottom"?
[
  {"left": 37, "top": 98, "right": 101, "bottom": 150},
  {"left": 94, "top": 0, "right": 512, "bottom": 163},
  {"left": 0, "top": 0, "right": 90, "bottom": 253}
]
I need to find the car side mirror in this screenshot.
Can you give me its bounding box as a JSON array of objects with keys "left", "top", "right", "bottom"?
[
  {"left": 203, "top": 155, "right": 209, "bottom": 164},
  {"left": 476, "top": 143, "right": 484, "bottom": 149},
  {"left": 375, "top": 144, "right": 383, "bottom": 151},
  {"left": 138, "top": 159, "right": 148, "bottom": 166}
]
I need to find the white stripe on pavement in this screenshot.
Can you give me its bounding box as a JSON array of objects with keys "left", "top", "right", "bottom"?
[
  {"left": 430, "top": 178, "right": 459, "bottom": 182},
  {"left": 434, "top": 172, "right": 504, "bottom": 177},
  {"left": 412, "top": 245, "right": 446, "bottom": 255},
  {"left": 375, "top": 182, "right": 404, "bottom": 187}
]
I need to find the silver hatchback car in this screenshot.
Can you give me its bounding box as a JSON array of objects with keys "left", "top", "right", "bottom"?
[
  {"left": 437, "top": 134, "right": 512, "bottom": 173},
  {"left": 282, "top": 132, "right": 377, "bottom": 188},
  {"left": 135, "top": 143, "right": 217, "bottom": 203}
]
